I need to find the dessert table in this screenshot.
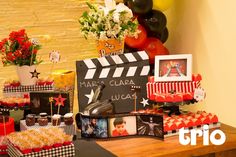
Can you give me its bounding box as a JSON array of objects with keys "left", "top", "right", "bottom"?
[{"left": 2, "top": 123, "right": 236, "bottom": 157}]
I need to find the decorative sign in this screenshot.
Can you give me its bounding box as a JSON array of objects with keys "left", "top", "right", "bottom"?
[
  {"left": 76, "top": 51, "right": 150, "bottom": 113},
  {"left": 194, "top": 87, "right": 206, "bottom": 101},
  {"left": 30, "top": 92, "right": 70, "bottom": 115}
]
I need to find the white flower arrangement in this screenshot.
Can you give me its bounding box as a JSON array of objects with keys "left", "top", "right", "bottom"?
[{"left": 79, "top": 0, "right": 138, "bottom": 40}]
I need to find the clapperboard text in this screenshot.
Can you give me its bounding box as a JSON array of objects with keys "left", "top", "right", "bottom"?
[{"left": 79, "top": 79, "right": 136, "bottom": 101}]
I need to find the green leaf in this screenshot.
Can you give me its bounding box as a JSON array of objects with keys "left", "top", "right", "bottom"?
[
  {"left": 82, "top": 11, "right": 88, "bottom": 18},
  {"left": 86, "top": 2, "right": 97, "bottom": 11},
  {"left": 109, "top": 9, "right": 116, "bottom": 14}
]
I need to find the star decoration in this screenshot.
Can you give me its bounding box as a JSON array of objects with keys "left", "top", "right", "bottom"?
[
  {"left": 53, "top": 94, "right": 66, "bottom": 106},
  {"left": 49, "top": 97, "right": 54, "bottom": 103},
  {"left": 30, "top": 69, "right": 40, "bottom": 78},
  {"left": 140, "top": 98, "right": 149, "bottom": 107},
  {"left": 85, "top": 89, "right": 94, "bottom": 104}
]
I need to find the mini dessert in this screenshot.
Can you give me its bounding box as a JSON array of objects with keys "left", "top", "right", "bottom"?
[
  {"left": 38, "top": 117, "right": 48, "bottom": 126},
  {"left": 7, "top": 128, "right": 73, "bottom": 153},
  {"left": 52, "top": 114, "right": 61, "bottom": 126},
  {"left": 64, "top": 113, "right": 73, "bottom": 125},
  {"left": 25, "top": 114, "right": 36, "bottom": 126},
  {"left": 39, "top": 113, "right": 47, "bottom": 117},
  {"left": 0, "top": 97, "right": 30, "bottom": 108}
]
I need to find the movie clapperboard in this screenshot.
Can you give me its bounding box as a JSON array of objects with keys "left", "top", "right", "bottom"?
[{"left": 76, "top": 51, "right": 150, "bottom": 113}]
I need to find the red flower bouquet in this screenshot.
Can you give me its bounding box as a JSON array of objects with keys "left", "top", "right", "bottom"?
[{"left": 0, "top": 29, "right": 42, "bottom": 66}]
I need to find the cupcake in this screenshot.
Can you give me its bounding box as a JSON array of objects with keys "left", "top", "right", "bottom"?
[
  {"left": 52, "top": 114, "right": 61, "bottom": 126},
  {"left": 38, "top": 117, "right": 48, "bottom": 126},
  {"left": 39, "top": 113, "right": 47, "bottom": 118},
  {"left": 25, "top": 114, "right": 36, "bottom": 126},
  {"left": 64, "top": 113, "right": 73, "bottom": 125}
]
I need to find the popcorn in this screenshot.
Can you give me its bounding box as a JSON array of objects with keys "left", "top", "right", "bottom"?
[{"left": 7, "top": 128, "right": 73, "bottom": 152}]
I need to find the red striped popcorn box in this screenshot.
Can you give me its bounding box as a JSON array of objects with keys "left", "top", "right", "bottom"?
[{"left": 146, "top": 75, "right": 201, "bottom": 99}]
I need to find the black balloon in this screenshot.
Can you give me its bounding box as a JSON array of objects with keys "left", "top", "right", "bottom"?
[
  {"left": 148, "top": 27, "right": 169, "bottom": 43},
  {"left": 139, "top": 10, "right": 167, "bottom": 35},
  {"left": 125, "top": 0, "right": 153, "bottom": 15}
]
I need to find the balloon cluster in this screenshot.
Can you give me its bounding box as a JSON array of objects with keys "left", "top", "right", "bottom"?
[{"left": 124, "top": 0, "right": 173, "bottom": 64}]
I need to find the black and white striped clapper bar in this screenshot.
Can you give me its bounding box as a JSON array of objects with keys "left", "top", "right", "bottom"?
[{"left": 76, "top": 51, "right": 150, "bottom": 113}]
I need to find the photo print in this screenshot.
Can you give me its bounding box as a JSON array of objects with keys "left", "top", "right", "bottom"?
[
  {"left": 109, "top": 116, "right": 137, "bottom": 137},
  {"left": 155, "top": 54, "right": 192, "bottom": 82},
  {"left": 81, "top": 117, "right": 108, "bottom": 138},
  {"left": 137, "top": 115, "right": 163, "bottom": 139},
  {"left": 159, "top": 59, "right": 187, "bottom": 77}
]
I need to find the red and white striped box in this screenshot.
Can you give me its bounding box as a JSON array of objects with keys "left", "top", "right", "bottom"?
[
  {"left": 0, "top": 136, "right": 7, "bottom": 155},
  {"left": 147, "top": 74, "right": 202, "bottom": 99}
]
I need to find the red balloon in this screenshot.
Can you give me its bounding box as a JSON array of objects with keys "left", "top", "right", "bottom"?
[
  {"left": 140, "top": 37, "right": 169, "bottom": 64},
  {"left": 125, "top": 25, "right": 147, "bottom": 49}
]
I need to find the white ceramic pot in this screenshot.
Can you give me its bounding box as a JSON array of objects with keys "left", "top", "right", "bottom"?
[{"left": 16, "top": 65, "right": 38, "bottom": 86}]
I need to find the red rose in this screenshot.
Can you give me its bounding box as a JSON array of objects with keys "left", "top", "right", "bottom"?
[
  {"left": 1, "top": 38, "right": 8, "bottom": 44},
  {"left": 16, "top": 37, "right": 25, "bottom": 45},
  {"left": 0, "top": 42, "right": 3, "bottom": 50},
  {"left": 19, "top": 29, "right": 26, "bottom": 37},
  {"left": 6, "top": 52, "right": 16, "bottom": 62},
  {"left": 14, "top": 50, "right": 22, "bottom": 57},
  {"left": 9, "top": 31, "right": 16, "bottom": 41},
  {"left": 33, "top": 49, "right": 37, "bottom": 54},
  {"left": 22, "top": 41, "right": 32, "bottom": 50}
]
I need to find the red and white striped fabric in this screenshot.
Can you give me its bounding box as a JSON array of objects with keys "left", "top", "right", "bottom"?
[{"left": 147, "top": 74, "right": 202, "bottom": 99}]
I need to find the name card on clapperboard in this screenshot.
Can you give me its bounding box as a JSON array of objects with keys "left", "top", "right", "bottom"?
[{"left": 76, "top": 51, "right": 150, "bottom": 113}]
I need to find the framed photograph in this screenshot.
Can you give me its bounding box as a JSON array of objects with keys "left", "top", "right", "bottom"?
[
  {"left": 109, "top": 116, "right": 137, "bottom": 137},
  {"left": 137, "top": 115, "right": 163, "bottom": 139},
  {"left": 81, "top": 117, "right": 108, "bottom": 138},
  {"left": 154, "top": 54, "right": 192, "bottom": 82}
]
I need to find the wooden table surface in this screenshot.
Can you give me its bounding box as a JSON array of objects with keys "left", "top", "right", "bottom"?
[{"left": 97, "top": 124, "right": 236, "bottom": 157}]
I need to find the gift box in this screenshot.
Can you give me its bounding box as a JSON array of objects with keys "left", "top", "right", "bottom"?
[
  {"left": 7, "top": 140, "right": 75, "bottom": 157},
  {"left": 0, "top": 117, "right": 15, "bottom": 136},
  {"left": 0, "top": 136, "right": 7, "bottom": 155},
  {"left": 52, "top": 70, "right": 75, "bottom": 112},
  {"left": 20, "top": 120, "right": 76, "bottom": 136}
]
